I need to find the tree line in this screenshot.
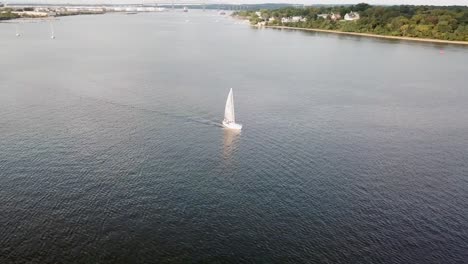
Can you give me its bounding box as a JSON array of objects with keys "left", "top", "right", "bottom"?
[
  {"left": 0, "top": 8, "right": 20, "bottom": 20},
  {"left": 233, "top": 3, "right": 468, "bottom": 41}
]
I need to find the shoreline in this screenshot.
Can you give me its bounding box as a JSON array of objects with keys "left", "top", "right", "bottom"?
[
  {"left": 266, "top": 26, "right": 468, "bottom": 46},
  {"left": 1, "top": 14, "right": 103, "bottom": 22}
]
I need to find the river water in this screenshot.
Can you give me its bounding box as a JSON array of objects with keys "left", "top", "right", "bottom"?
[{"left": 1, "top": 10, "right": 468, "bottom": 263}]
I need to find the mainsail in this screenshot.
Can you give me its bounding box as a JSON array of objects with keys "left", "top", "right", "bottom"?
[
  {"left": 49, "top": 21, "right": 54, "bottom": 36},
  {"left": 224, "top": 88, "right": 235, "bottom": 123}
]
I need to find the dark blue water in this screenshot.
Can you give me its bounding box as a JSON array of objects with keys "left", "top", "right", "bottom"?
[{"left": 1, "top": 11, "right": 468, "bottom": 263}]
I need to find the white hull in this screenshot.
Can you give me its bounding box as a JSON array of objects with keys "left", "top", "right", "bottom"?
[{"left": 222, "top": 120, "right": 242, "bottom": 130}]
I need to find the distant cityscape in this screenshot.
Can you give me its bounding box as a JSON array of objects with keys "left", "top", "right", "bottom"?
[{"left": 0, "top": 2, "right": 302, "bottom": 18}]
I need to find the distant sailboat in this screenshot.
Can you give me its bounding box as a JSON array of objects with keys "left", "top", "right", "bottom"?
[
  {"left": 49, "top": 21, "right": 55, "bottom": 39},
  {"left": 222, "top": 88, "right": 242, "bottom": 130},
  {"left": 15, "top": 24, "right": 21, "bottom": 37},
  {"left": 183, "top": 6, "right": 188, "bottom": 12}
]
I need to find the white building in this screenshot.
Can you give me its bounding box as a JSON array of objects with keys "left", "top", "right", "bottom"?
[
  {"left": 12, "top": 11, "right": 49, "bottom": 17},
  {"left": 65, "top": 8, "right": 79, "bottom": 12},
  {"left": 317, "top": 14, "right": 328, "bottom": 19},
  {"left": 330, "top": 13, "right": 341, "bottom": 21},
  {"left": 34, "top": 7, "right": 51, "bottom": 12},
  {"left": 344, "top": 12, "right": 360, "bottom": 21},
  {"left": 87, "top": 8, "right": 105, "bottom": 12},
  {"left": 292, "top": 16, "right": 306, "bottom": 22},
  {"left": 281, "top": 16, "right": 306, "bottom": 23}
]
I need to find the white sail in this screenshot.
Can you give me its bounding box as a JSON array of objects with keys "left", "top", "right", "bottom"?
[
  {"left": 49, "top": 21, "right": 55, "bottom": 39},
  {"left": 222, "top": 88, "right": 242, "bottom": 130},
  {"left": 224, "top": 88, "right": 235, "bottom": 123}
]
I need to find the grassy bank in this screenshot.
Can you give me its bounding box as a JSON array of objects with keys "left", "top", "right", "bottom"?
[{"left": 267, "top": 26, "right": 468, "bottom": 46}]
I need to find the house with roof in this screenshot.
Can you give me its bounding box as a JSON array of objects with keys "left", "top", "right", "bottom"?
[
  {"left": 281, "top": 16, "right": 306, "bottom": 23},
  {"left": 344, "top": 11, "right": 360, "bottom": 21},
  {"left": 330, "top": 13, "right": 342, "bottom": 21},
  {"left": 317, "top": 14, "right": 329, "bottom": 19}
]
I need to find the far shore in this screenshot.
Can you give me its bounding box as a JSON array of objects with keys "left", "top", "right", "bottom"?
[{"left": 266, "top": 26, "right": 468, "bottom": 46}]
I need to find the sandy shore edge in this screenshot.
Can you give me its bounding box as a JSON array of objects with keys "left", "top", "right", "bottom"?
[{"left": 266, "top": 26, "right": 468, "bottom": 46}]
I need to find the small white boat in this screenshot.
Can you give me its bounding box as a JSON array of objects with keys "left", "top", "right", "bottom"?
[
  {"left": 222, "top": 88, "right": 242, "bottom": 130},
  {"left": 15, "top": 24, "right": 21, "bottom": 37},
  {"left": 49, "top": 21, "right": 55, "bottom": 39},
  {"left": 183, "top": 7, "right": 188, "bottom": 12}
]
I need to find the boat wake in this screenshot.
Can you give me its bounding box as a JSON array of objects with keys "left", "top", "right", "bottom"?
[{"left": 72, "top": 93, "right": 223, "bottom": 129}]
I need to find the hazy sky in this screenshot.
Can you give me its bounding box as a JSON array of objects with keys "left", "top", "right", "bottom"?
[{"left": 8, "top": 0, "right": 468, "bottom": 5}]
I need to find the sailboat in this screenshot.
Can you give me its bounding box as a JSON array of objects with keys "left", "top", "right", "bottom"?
[
  {"left": 15, "top": 24, "right": 21, "bottom": 37},
  {"left": 49, "top": 21, "right": 55, "bottom": 39},
  {"left": 222, "top": 88, "right": 242, "bottom": 130}
]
